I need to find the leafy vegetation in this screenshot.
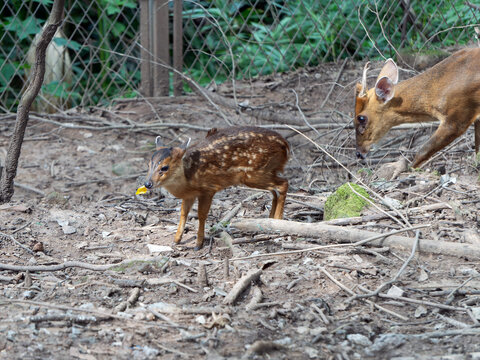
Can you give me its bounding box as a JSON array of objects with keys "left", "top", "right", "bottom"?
[{"left": 0, "top": 0, "right": 478, "bottom": 110}]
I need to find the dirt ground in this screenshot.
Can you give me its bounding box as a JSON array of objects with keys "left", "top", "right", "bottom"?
[{"left": 1, "top": 56, "right": 480, "bottom": 360}]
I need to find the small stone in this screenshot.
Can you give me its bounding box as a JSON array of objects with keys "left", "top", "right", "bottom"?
[
  {"left": 414, "top": 305, "right": 428, "bottom": 318},
  {"left": 386, "top": 285, "right": 404, "bottom": 297},
  {"left": 347, "top": 333, "right": 372, "bottom": 347},
  {"left": 32, "top": 242, "right": 44, "bottom": 252},
  {"left": 23, "top": 290, "right": 35, "bottom": 299},
  {"left": 471, "top": 307, "right": 480, "bottom": 320},
  {"left": 62, "top": 225, "right": 77, "bottom": 235}
]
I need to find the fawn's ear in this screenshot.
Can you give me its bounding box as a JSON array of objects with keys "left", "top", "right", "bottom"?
[
  {"left": 155, "top": 136, "right": 163, "bottom": 149},
  {"left": 179, "top": 137, "right": 191, "bottom": 150}
]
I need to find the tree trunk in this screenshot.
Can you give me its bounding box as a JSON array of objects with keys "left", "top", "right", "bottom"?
[{"left": 0, "top": 0, "right": 65, "bottom": 203}]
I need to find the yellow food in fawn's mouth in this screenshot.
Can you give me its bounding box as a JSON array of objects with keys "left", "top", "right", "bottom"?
[{"left": 135, "top": 186, "right": 148, "bottom": 195}]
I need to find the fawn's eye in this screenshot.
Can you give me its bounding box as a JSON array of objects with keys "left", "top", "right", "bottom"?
[
  {"left": 357, "top": 115, "right": 367, "bottom": 125},
  {"left": 160, "top": 165, "right": 169, "bottom": 172}
]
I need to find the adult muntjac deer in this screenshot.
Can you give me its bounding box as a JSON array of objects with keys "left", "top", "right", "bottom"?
[
  {"left": 143, "top": 126, "right": 289, "bottom": 250},
  {"left": 354, "top": 48, "right": 480, "bottom": 168}
]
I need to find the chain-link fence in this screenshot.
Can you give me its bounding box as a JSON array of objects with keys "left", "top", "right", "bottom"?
[{"left": 1, "top": 0, "right": 479, "bottom": 113}]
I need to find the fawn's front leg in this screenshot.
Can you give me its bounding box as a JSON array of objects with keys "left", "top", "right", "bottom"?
[
  {"left": 195, "top": 193, "right": 214, "bottom": 251},
  {"left": 174, "top": 197, "right": 195, "bottom": 244}
]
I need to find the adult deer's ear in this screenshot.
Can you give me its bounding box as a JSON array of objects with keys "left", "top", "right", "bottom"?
[{"left": 375, "top": 76, "right": 395, "bottom": 103}]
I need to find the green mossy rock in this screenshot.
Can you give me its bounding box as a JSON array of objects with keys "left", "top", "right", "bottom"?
[{"left": 324, "top": 183, "right": 371, "bottom": 221}]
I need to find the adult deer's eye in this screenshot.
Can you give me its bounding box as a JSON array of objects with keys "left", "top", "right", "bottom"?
[{"left": 160, "top": 165, "right": 169, "bottom": 172}]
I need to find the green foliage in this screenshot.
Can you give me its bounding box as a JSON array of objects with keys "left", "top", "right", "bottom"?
[
  {"left": 0, "top": 0, "right": 477, "bottom": 109},
  {"left": 0, "top": 0, "right": 139, "bottom": 111},
  {"left": 324, "top": 183, "right": 371, "bottom": 221},
  {"left": 182, "top": 0, "right": 477, "bottom": 86}
]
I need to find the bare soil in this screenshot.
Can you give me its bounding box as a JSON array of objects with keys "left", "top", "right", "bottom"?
[{"left": 1, "top": 58, "right": 480, "bottom": 360}]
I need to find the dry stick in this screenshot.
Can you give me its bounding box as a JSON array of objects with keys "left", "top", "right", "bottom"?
[
  {"left": 323, "top": 202, "right": 451, "bottom": 226},
  {"left": 152, "top": 341, "right": 191, "bottom": 358},
  {"left": 0, "top": 231, "right": 34, "bottom": 255},
  {"left": 14, "top": 182, "right": 46, "bottom": 196},
  {"left": 347, "top": 182, "right": 410, "bottom": 229},
  {"left": 320, "top": 58, "right": 348, "bottom": 108},
  {"left": 148, "top": 306, "right": 183, "bottom": 328},
  {"left": 65, "top": 173, "right": 142, "bottom": 187},
  {"left": 466, "top": 1, "right": 480, "bottom": 10},
  {"left": 230, "top": 223, "right": 429, "bottom": 261},
  {"left": 376, "top": 293, "right": 468, "bottom": 313},
  {"left": 414, "top": 328, "right": 480, "bottom": 339},
  {"left": 320, "top": 267, "right": 408, "bottom": 321},
  {"left": 286, "top": 126, "right": 411, "bottom": 228},
  {"left": 28, "top": 313, "right": 105, "bottom": 324},
  {"left": 352, "top": 230, "right": 420, "bottom": 301},
  {"left": 0, "top": 0, "right": 65, "bottom": 203},
  {"left": 245, "top": 285, "right": 263, "bottom": 311},
  {"left": 2, "top": 299, "right": 173, "bottom": 329},
  {"left": 223, "top": 268, "right": 262, "bottom": 305},
  {"left": 0, "top": 257, "right": 171, "bottom": 273},
  {"left": 30, "top": 115, "right": 211, "bottom": 132},
  {"left": 217, "top": 192, "right": 265, "bottom": 226}
]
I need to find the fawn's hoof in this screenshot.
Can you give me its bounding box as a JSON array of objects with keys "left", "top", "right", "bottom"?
[{"left": 194, "top": 245, "right": 203, "bottom": 251}]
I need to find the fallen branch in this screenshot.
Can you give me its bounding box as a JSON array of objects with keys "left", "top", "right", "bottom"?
[
  {"left": 28, "top": 313, "right": 107, "bottom": 324},
  {"left": 231, "top": 219, "right": 480, "bottom": 259},
  {"left": 0, "top": 257, "right": 165, "bottom": 272},
  {"left": 230, "top": 224, "right": 429, "bottom": 261},
  {"left": 223, "top": 268, "right": 262, "bottom": 305},
  {"left": 322, "top": 202, "right": 451, "bottom": 226}
]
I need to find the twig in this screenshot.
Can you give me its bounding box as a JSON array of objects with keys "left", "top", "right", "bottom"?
[
  {"left": 28, "top": 313, "right": 106, "bottom": 324},
  {"left": 466, "top": 1, "right": 480, "bottom": 11},
  {"left": 351, "top": 230, "right": 420, "bottom": 300},
  {"left": 321, "top": 58, "right": 348, "bottom": 108},
  {"left": 14, "top": 182, "right": 46, "bottom": 197},
  {"left": 347, "top": 182, "right": 410, "bottom": 228},
  {"left": 223, "top": 268, "right": 262, "bottom": 305},
  {"left": 66, "top": 173, "right": 142, "bottom": 187},
  {"left": 1, "top": 299, "right": 173, "bottom": 329},
  {"left": 377, "top": 293, "right": 468, "bottom": 313},
  {"left": 148, "top": 306, "right": 183, "bottom": 328},
  {"left": 0, "top": 231, "right": 34, "bottom": 255},
  {"left": 320, "top": 267, "right": 408, "bottom": 321},
  {"left": 245, "top": 285, "right": 263, "bottom": 311},
  {"left": 0, "top": 257, "right": 168, "bottom": 272}
]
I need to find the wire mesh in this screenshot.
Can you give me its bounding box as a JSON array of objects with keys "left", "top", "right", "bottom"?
[{"left": 0, "top": 0, "right": 479, "bottom": 113}]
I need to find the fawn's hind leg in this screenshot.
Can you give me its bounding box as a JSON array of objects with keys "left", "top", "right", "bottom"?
[
  {"left": 475, "top": 118, "right": 480, "bottom": 155},
  {"left": 272, "top": 177, "right": 288, "bottom": 219},
  {"left": 269, "top": 190, "right": 278, "bottom": 218}
]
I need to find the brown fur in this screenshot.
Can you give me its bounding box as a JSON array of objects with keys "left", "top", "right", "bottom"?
[
  {"left": 354, "top": 48, "right": 480, "bottom": 167},
  {"left": 144, "top": 126, "right": 289, "bottom": 250}
]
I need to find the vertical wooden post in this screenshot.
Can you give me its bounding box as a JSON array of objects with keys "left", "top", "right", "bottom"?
[
  {"left": 173, "top": 0, "right": 183, "bottom": 96},
  {"left": 154, "top": 0, "right": 170, "bottom": 96},
  {"left": 139, "top": 0, "right": 152, "bottom": 97}
]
